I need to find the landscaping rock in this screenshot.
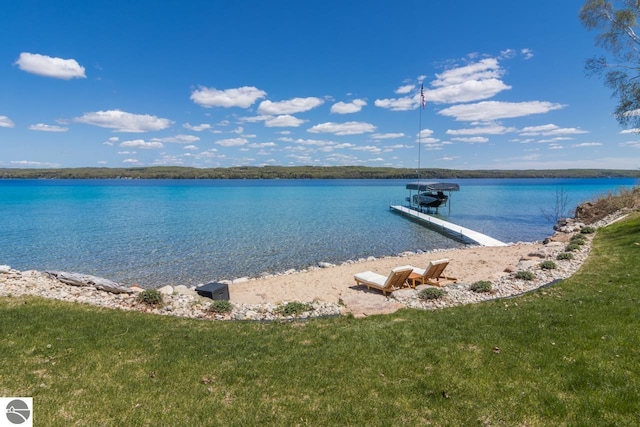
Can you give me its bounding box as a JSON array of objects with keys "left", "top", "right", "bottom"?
[
  {"left": 318, "top": 262, "right": 335, "bottom": 268},
  {"left": 157, "top": 285, "right": 174, "bottom": 295}
]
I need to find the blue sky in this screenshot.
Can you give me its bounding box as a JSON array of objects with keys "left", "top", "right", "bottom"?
[{"left": 2, "top": 0, "right": 639, "bottom": 170}]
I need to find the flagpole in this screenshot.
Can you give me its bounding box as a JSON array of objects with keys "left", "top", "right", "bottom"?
[
  {"left": 418, "top": 86, "right": 422, "bottom": 183},
  {"left": 418, "top": 83, "right": 425, "bottom": 183}
]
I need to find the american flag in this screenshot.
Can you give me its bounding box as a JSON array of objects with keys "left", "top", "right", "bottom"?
[{"left": 420, "top": 83, "right": 426, "bottom": 109}]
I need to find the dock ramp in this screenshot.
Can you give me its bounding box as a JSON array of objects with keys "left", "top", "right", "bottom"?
[{"left": 390, "top": 205, "right": 507, "bottom": 247}]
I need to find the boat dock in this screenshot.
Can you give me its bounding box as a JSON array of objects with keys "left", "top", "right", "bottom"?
[{"left": 389, "top": 205, "right": 508, "bottom": 247}]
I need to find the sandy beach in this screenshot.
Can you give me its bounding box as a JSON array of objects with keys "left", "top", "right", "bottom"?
[{"left": 228, "top": 242, "right": 549, "bottom": 315}]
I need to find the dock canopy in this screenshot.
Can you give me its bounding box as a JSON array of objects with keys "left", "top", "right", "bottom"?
[{"left": 406, "top": 182, "right": 460, "bottom": 192}]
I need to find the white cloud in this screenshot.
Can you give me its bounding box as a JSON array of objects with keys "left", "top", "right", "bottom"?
[
  {"left": 120, "top": 139, "right": 164, "bottom": 149},
  {"left": 538, "top": 137, "right": 573, "bottom": 143},
  {"left": 330, "top": 99, "right": 367, "bottom": 114},
  {"left": 374, "top": 96, "right": 416, "bottom": 111},
  {"left": 28, "top": 123, "right": 69, "bottom": 132},
  {"left": 451, "top": 136, "right": 489, "bottom": 143},
  {"left": 239, "top": 115, "right": 274, "bottom": 124},
  {"left": 521, "top": 48, "right": 534, "bottom": 59},
  {"left": 423, "top": 58, "right": 511, "bottom": 104},
  {"left": 122, "top": 158, "right": 140, "bottom": 164},
  {"left": 519, "top": 124, "right": 588, "bottom": 136},
  {"left": 417, "top": 129, "right": 434, "bottom": 139},
  {"left": 215, "top": 137, "right": 248, "bottom": 147},
  {"left": 371, "top": 133, "right": 405, "bottom": 139},
  {"left": 376, "top": 57, "right": 514, "bottom": 110},
  {"left": 431, "top": 58, "right": 502, "bottom": 87},
  {"left": 103, "top": 137, "right": 119, "bottom": 146},
  {"left": 292, "top": 138, "right": 336, "bottom": 147},
  {"left": 154, "top": 134, "right": 200, "bottom": 144},
  {"left": 308, "top": 121, "right": 376, "bottom": 135},
  {"left": 183, "top": 123, "right": 212, "bottom": 131},
  {"left": 572, "top": 142, "right": 603, "bottom": 147},
  {"left": 426, "top": 79, "right": 511, "bottom": 104},
  {"left": 15, "top": 52, "right": 86, "bottom": 80},
  {"left": 249, "top": 142, "right": 277, "bottom": 148},
  {"left": 351, "top": 145, "right": 382, "bottom": 153},
  {"left": 0, "top": 116, "right": 15, "bottom": 128},
  {"left": 334, "top": 143, "right": 356, "bottom": 149},
  {"left": 439, "top": 101, "right": 565, "bottom": 121},
  {"left": 265, "top": 115, "right": 306, "bottom": 127},
  {"left": 183, "top": 145, "right": 199, "bottom": 150},
  {"left": 286, "top": 153, "right": 314, "bottom": 163},
  {"left": 447, "top": 125, "right": 516, "bottom": 135},
  {"left": 10, "top": 160, "right": 60, "bottom": 167},
  {"left": 500, "top": 49, "right": 517, "bottom": 59},
  {"left": 190, "top": 86, "right": 267, "bottom": 108},
  {"left": 74, "top": 110, "right": 173, "bottom": 132},
  {"left": 519, "top": 124, "right": 562, "bottom": 134},
  {"left": 258, "top": 97, "right": 324, "bottom": 115},
  {"left": 620, "top": 128, "right": 640, "bottom": 134},
  {"left": 620, "top": 141, "right": 640, "bottom": 148},
  {"left": 395, "top": 84, "right": 415, "bottom": 94}
]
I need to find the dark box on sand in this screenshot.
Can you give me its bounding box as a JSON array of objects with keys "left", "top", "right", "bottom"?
[{"left": 195, "top": 282, "right": 229, "bottom": 300}]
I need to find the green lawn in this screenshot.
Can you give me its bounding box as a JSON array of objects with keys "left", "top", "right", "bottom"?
[{"left": 1, "top": 214, "right": 639, "bottom": 426}]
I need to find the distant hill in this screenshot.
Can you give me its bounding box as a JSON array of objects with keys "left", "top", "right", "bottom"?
[{"left": 1, "top": 166, "right": 639, "bottom": 180}]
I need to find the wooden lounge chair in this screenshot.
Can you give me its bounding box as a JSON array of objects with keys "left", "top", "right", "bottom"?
[
  {"left": 354, "top": 266, "right": 413, "bottom": 296},
  {"left": 408, "top": 259, "right": 457, "bottom": 287}
]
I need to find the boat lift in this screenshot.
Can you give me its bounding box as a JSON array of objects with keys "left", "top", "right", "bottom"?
[
  {"left": 405, "top": 181, "right": 460, "bottom": 215},
  {"left": 390, "top": 181, "right": 507, "bottom": 247}
]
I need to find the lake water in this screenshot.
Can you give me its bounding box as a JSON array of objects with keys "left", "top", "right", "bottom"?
[{"left": 0, "top": 178, "right": 637, "bottom": 287}]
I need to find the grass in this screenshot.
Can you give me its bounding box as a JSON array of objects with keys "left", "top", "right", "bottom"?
[{"left": 1, "top": 213, "right": 640, "bottom": 425}]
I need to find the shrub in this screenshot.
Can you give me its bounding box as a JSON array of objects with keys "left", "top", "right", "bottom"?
[
  {"left": 565, "top": 243, "right": 581, "bottom": 252},
  {"left": 575, "top": 187, "right": 639, "bottom": 223},
  {"left": 137, "top": 289, "right": 163, "bottom": 306},
  {"left": 557, "top": 252, "right": 574, "bottom": 261},
  {"left": 514, "top": 271, "right": 535, "bottom": 281},
  {"left": 469, "top": 280, "right": 492, "bottom": 293},
  {"left": 570, "top": 235, "right": 586, "bottom": 245},
  {"left": 580, "top": 226, "right": 596, "bottom": 234},
  {"left": 418, "top": 288, "right": 447, "bottom": 300},
  {"left": 540, "top": 260, "right": 557, "bottom": 270},
  {"left": 276, "top": 302, "right": 313, "bottom": 316},
  {"left": 208, "top": 300, "right": 232, "bottom": 314}
]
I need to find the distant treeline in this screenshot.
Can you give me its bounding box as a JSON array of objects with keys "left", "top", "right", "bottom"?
[{"left": 1, "top": 166, "right": 639, "bottom": 180}]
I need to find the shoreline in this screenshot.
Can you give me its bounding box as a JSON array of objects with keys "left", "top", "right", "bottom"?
[{"left": 0, "top": 230, "right": 593, "bottom": 319}]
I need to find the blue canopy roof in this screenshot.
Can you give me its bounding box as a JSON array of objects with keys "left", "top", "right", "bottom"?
[{"left": 405, "top": 181, "right": 460, "bottom": 192}]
